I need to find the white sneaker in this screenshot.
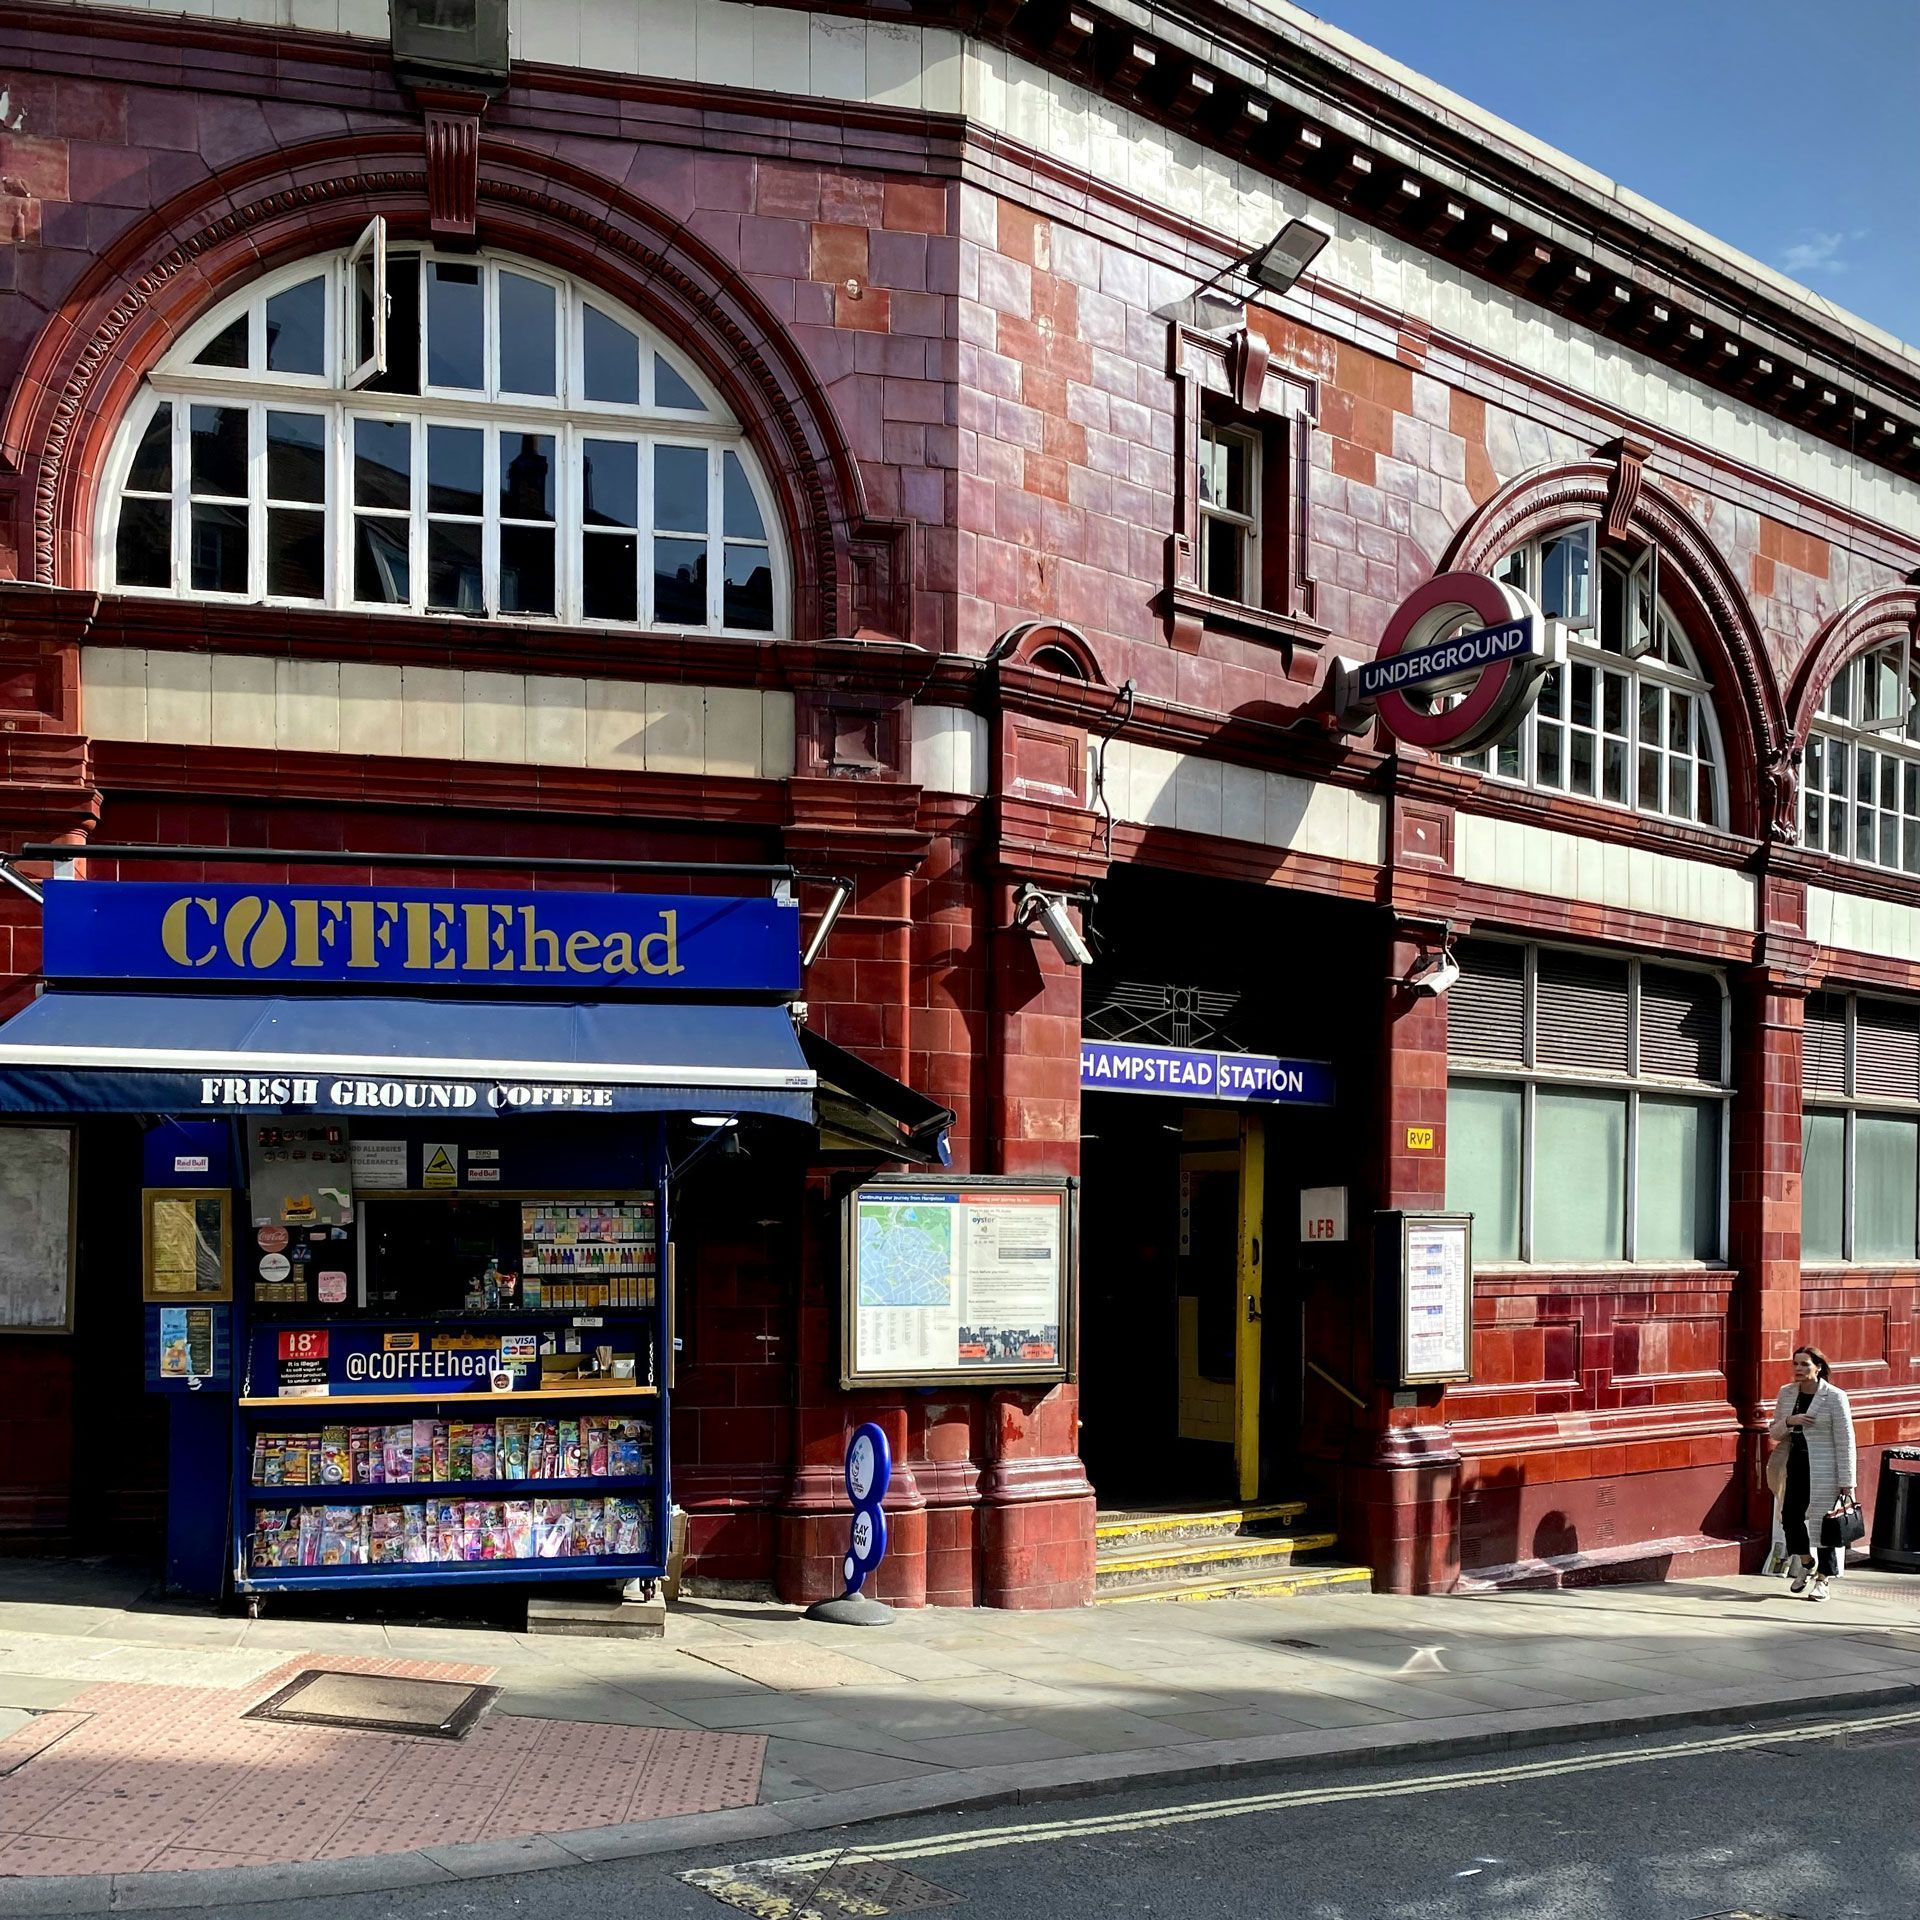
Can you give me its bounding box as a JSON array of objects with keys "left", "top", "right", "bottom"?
[
  {"left": 1788, "top": 1556, "right": 1809, "bottom": 1593},
  {"left": 1807, "top": 1576, "right": 1830, "bottom": 1602}
]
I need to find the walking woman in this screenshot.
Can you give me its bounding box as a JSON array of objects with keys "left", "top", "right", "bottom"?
[{"left": 1769, "top": 1345, "right": 1857, "bottom": 1601}]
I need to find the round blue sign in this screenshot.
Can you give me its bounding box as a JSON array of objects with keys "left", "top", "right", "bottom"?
[{"left": 842, "top": 1421, "right": 892, "bottom": 1596}]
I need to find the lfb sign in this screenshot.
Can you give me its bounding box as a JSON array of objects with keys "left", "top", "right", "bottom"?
[{"left": 1332, "top": 571, "right": 1559, "bottom": 754}]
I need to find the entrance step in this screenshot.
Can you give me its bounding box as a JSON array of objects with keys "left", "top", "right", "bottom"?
[
  {"left": 1094, "top": 1500, "right": 1307, "bottom": 1549},
  {"left": 1093, "top": 1499, "right": 1372, "bottom": 1603},
  {"left": 1098, "top": 1562, "right": 1374, "bottom": 1605}
]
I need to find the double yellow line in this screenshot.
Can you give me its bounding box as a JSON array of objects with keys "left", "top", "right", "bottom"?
[{"left": 707, "top": 1700, "right": 1920, "bottom": 1877}]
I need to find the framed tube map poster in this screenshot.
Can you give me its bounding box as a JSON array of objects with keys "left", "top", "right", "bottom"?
[{"left": 841, "top": 1176, "right": 1076, "bottom": 1387}]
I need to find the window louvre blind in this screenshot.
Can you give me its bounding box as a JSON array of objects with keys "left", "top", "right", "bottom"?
[
  {"left": 1854, "top": 998, "right": 1920, "bottom": 1102},
  {"left": 1638, "top": 966, "right": 1724, "bottom": 1084},
  {"left": 1534, "top": 951, "right": 1630, "bottom": 1074},
  {"left": 1448, "top": 942, "right": 1524, "bottom": 1063},
  {"left": 1803, "top": 995, "right": 1847, "bottom": 1097}
]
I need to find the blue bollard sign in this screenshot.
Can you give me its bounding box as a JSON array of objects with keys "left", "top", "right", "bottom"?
[{"left": 842, "top": 1422, "right": 892, "bottom": 1596}]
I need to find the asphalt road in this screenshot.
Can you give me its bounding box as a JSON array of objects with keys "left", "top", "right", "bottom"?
[{"left": 131, "top": 1710, "right": 1920, "bottom": 1920}]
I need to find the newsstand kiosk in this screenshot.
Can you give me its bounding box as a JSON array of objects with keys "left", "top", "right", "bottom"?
[{"left": 0, "top": 868, "right": 902, "bottom": 1607}]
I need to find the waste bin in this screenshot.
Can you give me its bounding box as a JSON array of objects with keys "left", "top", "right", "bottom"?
[{"left": 1870, "top": 1447, "right": 1920, "bottom": 1571}]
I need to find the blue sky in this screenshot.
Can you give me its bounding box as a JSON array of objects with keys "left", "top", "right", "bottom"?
[{"left": 1297, "top": 1, "right": 1919, "bottom": 346}]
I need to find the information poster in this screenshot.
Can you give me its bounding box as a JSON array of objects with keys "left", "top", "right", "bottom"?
[
  {"left": 1400, "top": 1215, "right": 1472, "bottom": 1383},
  {"left": 159, "top": 1307, "right": 215, "bottom": 1378},
  {"left": 843, "top": 1178, "right": 1073, "bottom": 1386}
]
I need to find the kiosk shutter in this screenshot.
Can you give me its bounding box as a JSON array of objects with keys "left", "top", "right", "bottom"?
[
  {"left": 1803, "top": 995, "right": 1847, "bottom": 1097},
  {"left": 1449, "top": 941, "right": 1524, "bottom": 1063},
  {"left": 1534, "top": 951, "right": 1630, "bottom": 1075},
  {"left": 1854, "top": 998, "right": 1920, "bottom": 1102},
  {"left": 1639, "top": 966, "right": 1724, "bottom": 1084}
]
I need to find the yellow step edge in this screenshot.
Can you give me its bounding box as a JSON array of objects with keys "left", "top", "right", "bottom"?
[
  {"left": 1095, "top": 1531, "right": 1337, "bottom": 1576},
  {"left": 1096, "top": 1566, "right": 1374, "bottom": 1605},
  {"left": 1094, "top": 1501, "right": 1307, "bottom": 1541}
]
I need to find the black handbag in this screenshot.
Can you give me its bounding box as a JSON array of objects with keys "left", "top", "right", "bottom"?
[{"left": 1821, "top": 1497, "right": 1867, "bottom": 1551}]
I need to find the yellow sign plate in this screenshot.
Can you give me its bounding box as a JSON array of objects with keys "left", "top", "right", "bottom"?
[{"left": 1406, "top": 1126, "right": 1436, "bottom": 1151}]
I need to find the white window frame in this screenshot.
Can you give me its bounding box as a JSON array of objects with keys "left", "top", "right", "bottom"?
[
  {"left": 1446, "top": 939, "right": 1733, "bottom": 1266},
  {"left": 1451, "top": 526, "right": 1728, "bottom": 829},
  {"left": 344, "top": 216, "right": 387, "bottom": 390},
  {"left": 1801, "top": 639, "right": 1920, "bottom": 873},
  {"left": 99, "top": 246, "right": 789, "bottom": 640},
  {"left": 1198, "top": 420, "right": 1260, "bottom": 604}
]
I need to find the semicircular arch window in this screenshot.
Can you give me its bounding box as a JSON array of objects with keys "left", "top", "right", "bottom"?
[
  {"left": 102, "top": 246, "right": 786, "bottom": 637},
  {"left": 1801, "top": 640, "right": 1920, "bottom": 871},
  {"left": 1446, "top": 523, "right": 1727, "bottom": 829}
]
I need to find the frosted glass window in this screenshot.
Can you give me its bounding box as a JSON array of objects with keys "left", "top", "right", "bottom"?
[
  {"left": 1534, "top": 1089, "right": 1626, "bottom": 1262},
  {"left": 1854, "top": 1115, "right": 1919, "bottom": 1262},
  {"left": 1802, "top": 1111, "right": 1846, "bottom": 1262},
  {"left": 1637, "top": 1097, "right": 1719, "bottom": 1261},
  {"left": 1445, "top": 1082, "right": 1521, "bottom": 1262}
]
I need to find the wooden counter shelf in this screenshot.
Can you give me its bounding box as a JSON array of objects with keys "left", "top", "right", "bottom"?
[{"left": 240, "top": 1385, "right": 659, "bottom": 1408}]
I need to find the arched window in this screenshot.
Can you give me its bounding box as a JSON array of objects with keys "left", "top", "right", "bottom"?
[
  {"left": 101, "top": 245, "right": 786, "bottom": 636},
  {"left": 1800, "top": 642, "right": 1920, "bottom": 870},
  {"left": 1449, "top": 524, "right": 1726, "bottom": 828}
]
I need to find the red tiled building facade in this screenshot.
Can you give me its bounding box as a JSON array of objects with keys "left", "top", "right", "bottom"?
[{"left": 1, "top": 0, "right": 1918, "bottom": 1601}]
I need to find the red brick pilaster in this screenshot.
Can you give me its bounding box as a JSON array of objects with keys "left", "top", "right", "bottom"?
[
  {"left": 1353, "top": 918, "right": 1463, "bottom": 1593},
  {"left": 1727, "top": 937, "right": 1808, "bottom": 1551}
]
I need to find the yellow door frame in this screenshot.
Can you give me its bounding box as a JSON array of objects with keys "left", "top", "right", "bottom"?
[{"left": 1234, "top": 1111, "right": 1265, "bottom": 1503}]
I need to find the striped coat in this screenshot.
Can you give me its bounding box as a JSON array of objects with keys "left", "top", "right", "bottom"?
[{"left": 1769, "top": 1379, "right": 1859, "bottom": 1570}]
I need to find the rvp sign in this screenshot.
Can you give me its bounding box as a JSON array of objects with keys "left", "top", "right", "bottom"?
[{"left": 1332, "top": 572, "right": 1557, "bottom": 754}]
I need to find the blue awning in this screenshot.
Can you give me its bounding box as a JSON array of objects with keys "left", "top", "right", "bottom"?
[{"left": 0, "top": 991, "right": 816, "bottom": 1121}]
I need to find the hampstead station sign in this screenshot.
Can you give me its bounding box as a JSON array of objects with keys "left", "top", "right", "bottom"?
[
  {"left": 1081, "top": 1041, "right": 1333, "bottom": 1106},
  {"left": 43, "top": 881, "right": 800, "bottom": 994},
  {"left": 1331, "top": 571, "right": 1559, "bottom": 754}
]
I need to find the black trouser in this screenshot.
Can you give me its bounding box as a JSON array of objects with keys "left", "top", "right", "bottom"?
[{"left": 1784, "top": 1440, "right": 1837, "bottom": 1575}]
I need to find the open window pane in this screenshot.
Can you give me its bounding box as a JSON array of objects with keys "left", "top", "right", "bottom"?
[
  {"left": 1445, "top": 1080, "right": 1522, "bottom": 1262},
  {"left": 265, "top": 278, "right": 326, "bottom": 376},
  {"left": 497, "top": 272, "right": 557, "bottom": 397},
  {"left": 1802, "top": 1110, "right": 1846, "bottom": 1262},
  {"left": 1637, "top": 1096, "right": 1719, "bottom": 1261},
  {"left": 1855, "top": 1114, "right": 1919, "bottom": 1262},
  {"left": 583, "top": 307, "right": 639, "bottom": 405},
  {"left": 1533, "top": 1088, "right": 1626, "bottom": 1261},
  {"left": 426, "top": 262, "right": 484, "bottom": 390}
]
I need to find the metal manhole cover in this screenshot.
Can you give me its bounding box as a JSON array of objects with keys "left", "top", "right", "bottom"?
[
  {"left": 243, "top": 1670, "right": 496, "bottom": 1740},
  {"left": 1843, "top": 1726, "right": 1920, "bottom": 1749},
  {"left": 1691, "top": 1911, "right": 1803, "bottom": 1918},
  {"left": 685, "top": 1853, "right": 962, "bottom": 1918},
  {"left": 1272, "top": 1638, "right": 1321, "bottom": 1651}
]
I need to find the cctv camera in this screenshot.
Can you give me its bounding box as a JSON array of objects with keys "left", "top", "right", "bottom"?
[
  {"left": 1404, "top": 950, "right": 1460, "bottom": 998},
  {"left": 1015, "top": 885, "right": 1094, "bottom": 967}
]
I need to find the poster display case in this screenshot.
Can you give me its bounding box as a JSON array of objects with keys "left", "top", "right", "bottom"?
[
  {"left": 839, "top": 1174, "right": 1077, "bottom": 1388},
  {"left": 1375, "top": 1209, "right": 1474, "bottom": 1387}
]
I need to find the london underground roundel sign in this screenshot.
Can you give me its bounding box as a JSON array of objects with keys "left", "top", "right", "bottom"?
[{"left": 1344, "top": 572, "right": 1554, "bottom": 755}]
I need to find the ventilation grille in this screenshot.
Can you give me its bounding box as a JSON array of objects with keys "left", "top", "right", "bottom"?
[
  {"left": 1855, "top": 998, "right": 1920, "bottom": 1102},
  {"left": 1639, "top": 966, "right": 1725, "bottom": 1083},
  {"left": 1534, "top": 951, "right": 1630, "bottom": 1075},
  {"left": 1449, "top": 941, "right": 1524, "bottom": 1063},
  {"left": 1804, "top": 995, "right": 1847, "bottom": 1097}
]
